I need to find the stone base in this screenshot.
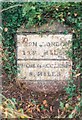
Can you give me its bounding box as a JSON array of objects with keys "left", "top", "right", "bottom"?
[{"left": 21, "top": 80, "right": 67, "bottom": 93}]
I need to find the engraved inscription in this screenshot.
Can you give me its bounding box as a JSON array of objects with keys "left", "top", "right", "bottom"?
[
  {"left": 17, "top": 34, "right": 72, "bottom": 81},
  {"left": 17, "top": 60, "right": 72, "bottom": 80},
  {"left": 17, "top": 34, "right": 72, "bottom": 60}
]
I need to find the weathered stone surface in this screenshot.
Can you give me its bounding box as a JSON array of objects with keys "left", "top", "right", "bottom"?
[
  {"left": 17, "top": 60, "right": 72, "bottom": 81},
  {"left": 17, "top": 22, "right": 71, "bottom": 33},
  {"left": 17, "top": 34, "right": 72, "bottom": 60},
  {"left": 16, "top": 22, "right": 72, "bottom": 93}
]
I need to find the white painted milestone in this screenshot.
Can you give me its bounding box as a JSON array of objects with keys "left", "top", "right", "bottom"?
[{"left": 17, "top": 34, "right": 72, "bottom": 81}]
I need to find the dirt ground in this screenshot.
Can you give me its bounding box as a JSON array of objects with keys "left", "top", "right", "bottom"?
[{"left": 2, "top": 79, "right": 81, "bottom": 120}]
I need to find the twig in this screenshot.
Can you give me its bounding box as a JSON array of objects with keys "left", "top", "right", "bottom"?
[{"left": 0, "top": 4, "right": 23, "bottom": 13}]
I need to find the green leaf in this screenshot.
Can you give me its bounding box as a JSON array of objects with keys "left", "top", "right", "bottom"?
[
  {"left": 60, "top": 101, "right": 64, "bottom": 109},
  {"left": 11, "top": 98, "right": 17, "bottom": 104},
  {"left": 40, "top": 105, "right": 45, "bottom": 110},
  {"left": 68, "top": 114, "right": 73, "bottom": 118},
  {"left": 63, "top": 30, "right": 68, "bottom": 35},
  {"left": 23, "top": 4, "right": 31, "bottom": 16}
]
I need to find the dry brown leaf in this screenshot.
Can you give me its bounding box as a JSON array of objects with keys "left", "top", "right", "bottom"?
[
  {"left": 43, "top": 100, "right": 47, "bottom": 105},
  {"left": 44, "top": 103, "right": 48, "bottom": 107},
  {"left": 36, "top": 105, "right": 40, "bottom": 112},
  {"left": 65, "top": 103, "right": 69, "bottom": 109},
  {"left": 27, "top": 108, "right": 32, "bottom": 113},
  {"left": 75, "top": 73, "right": 81, "bottom": 77},
  {"left": 28, "top": 102, "right": 34, "bottom": 108},
  {"left": 50, "top": 106, "right": 53, "bottom": 112},
  {"left": 77, "top": 95, "right": 81, "bottom": 100},
  {"left": 37, "top": 108, "right": 40, "bottom": 112},
  {"left": 71, "top": 109, "right": 77, "bottom": 115}
]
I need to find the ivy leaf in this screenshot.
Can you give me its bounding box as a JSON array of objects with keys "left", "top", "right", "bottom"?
[
  {"left": 11, "top": 98, "right": 17, "bottom": 104},
  {"left": 63, "top": 30, "right": 68, "bottom": 35},
  {"left": 60, "top": 101, "right": 64, "bottom": 109},
  {"left": 68, "top": 114, "right": 73, "bottom": 118},
  {"left": 23, "top": 4, "right": 31, "bottom": 16},
  {"left": 40, "top": 105, "right": 45, "bottom": 110}
]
